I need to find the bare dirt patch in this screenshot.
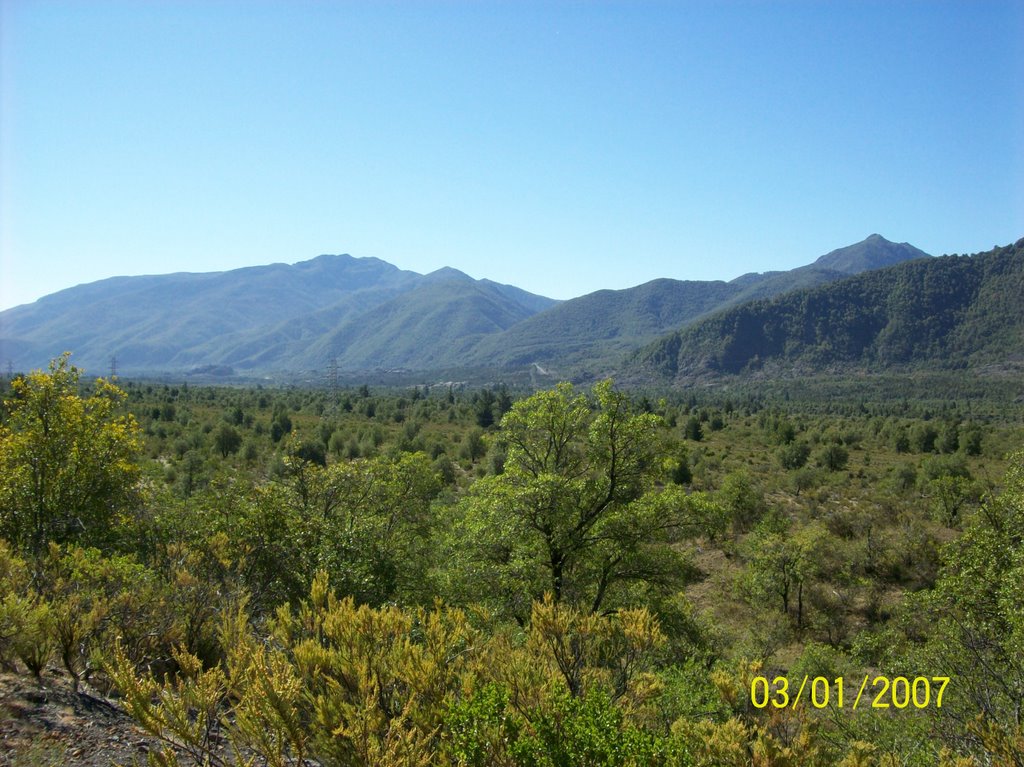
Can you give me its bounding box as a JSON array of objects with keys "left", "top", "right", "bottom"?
[{"left": 0, "top": 668, "right": 167, "bottom": 766}]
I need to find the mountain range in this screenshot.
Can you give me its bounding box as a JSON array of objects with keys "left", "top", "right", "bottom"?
[
  {"left": 632, "top": 237, "right": 1024, "bottom": 383},
  {"left": 2, "top": 234, "right": 1020, "bottom": 383}
]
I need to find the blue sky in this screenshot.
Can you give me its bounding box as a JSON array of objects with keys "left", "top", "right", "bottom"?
[{"left": 2, "top": 0, "right": 1022, "bottom": 310}]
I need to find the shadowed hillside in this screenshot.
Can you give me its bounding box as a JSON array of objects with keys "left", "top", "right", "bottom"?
[{"left": 632, "top": 239, "right": 1024, "bottom": 382}]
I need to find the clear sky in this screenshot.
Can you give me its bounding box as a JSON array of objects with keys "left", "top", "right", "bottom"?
[{"left": 2, "top": 0, "right": 1022, "bottom": 310}]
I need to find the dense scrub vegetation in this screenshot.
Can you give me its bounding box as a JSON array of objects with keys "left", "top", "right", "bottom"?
[{"left": 1, "top": 356, "right": 1023, "bottom": 765}]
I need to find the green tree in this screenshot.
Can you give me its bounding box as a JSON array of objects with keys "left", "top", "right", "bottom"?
[
  {"left": 683, "top": 416, "right": 703, "bottom": 442},
  {"left": 0, "top": 355, "right": 141, "bottom": 558},
  {"left": 460, "top": 427, "right": 487, "bottom": 463},
  {"left": 777, "top": 440, "right": 810, "bottom": 470},
  {"left": 815, "top": 443, "right": 848, "bottom": 472},
  {"left": 910, "top": 422, "right": 938, "bottom": 453},
  {"left": 961, "top": 424, "right": 983, "bottom": 456},
  {"left": 717, "top": 470, "right": 765, "bottom": 530},
  {"left": 742, "top": 514, "right": 826, "bottom": 628},
  {"left": 474, "top": 388, "right": 496, "bottom": 428},
  {"left": 214, "top": 423, "right": 242, "bottom": 458},
  {"left": 925, "top": 474, "right": 980, "bottom": 527},
  {"left": 937, "top": 421, "right": 960, "bottom": 454},
  {"left": 450, "top": 381, "right": 714, "bottom": 618},
  {"left": 669, "top": 446, "right": 692, "bottom": 485},
  {"left": 297, "top": 452, "right": 441, "bottom": 605}
]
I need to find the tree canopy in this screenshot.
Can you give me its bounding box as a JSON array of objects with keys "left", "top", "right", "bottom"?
[
  {"left": 448, "top": 380, "right": 717, "bottom": 619},
  {"left": 0, "top": 354, "right": 141, "bottom": 557}
]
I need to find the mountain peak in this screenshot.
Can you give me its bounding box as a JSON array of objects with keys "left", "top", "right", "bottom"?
[
  {"left": 632, "top": 238, "right": 1023, "bottom": 381},
  {"left": 295, "top": 253, "right": 354, "bottom": 267},
  {"left": 811, "top": 235, "right": 930, "bottom": 275},
  {"left": 423, "top": 266, "right": 475, "bottom": 284}
]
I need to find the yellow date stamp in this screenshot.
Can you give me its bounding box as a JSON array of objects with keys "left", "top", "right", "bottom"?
[{"left": 750, "top": 675, "right": 950, "bottom": 710}]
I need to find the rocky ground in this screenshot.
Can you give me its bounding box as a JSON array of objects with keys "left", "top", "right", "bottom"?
[{"left": 0, "top": 667, "right": 169, "bottom": 766}]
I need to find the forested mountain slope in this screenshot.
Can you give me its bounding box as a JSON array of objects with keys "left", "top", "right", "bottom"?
[
  {"left": 293, "top": 276, "right": 545, "bottom": 370},
  {"left": 466, "top": 278, "right": 739, "bottom": 372},
  {"left": 465, "top": 234, "right": 930, "bottom": 374},
  {"left": 632, "top": 238, "right": 1024, "bottom": 381},
  {"left": 721, "top": 233, "right": 931, "bottom": 308},
  {"left": 0, "top": 235, "right": 928, "bottom": 376}
]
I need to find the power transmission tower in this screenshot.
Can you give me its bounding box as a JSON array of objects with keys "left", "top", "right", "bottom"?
[
  {"left": 327, "top": 357, "right": 339, "bottom": 392},
  {"left": 109, "top": 354, "right": 118, "bottom": 379}
]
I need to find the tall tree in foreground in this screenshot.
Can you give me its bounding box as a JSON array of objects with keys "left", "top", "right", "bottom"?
[
  {"left": 448, "top": 381, "right": 717, "bottom": 619},
  {"left": 0, "top": 354, "right": 141, "bottom": 557}
]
